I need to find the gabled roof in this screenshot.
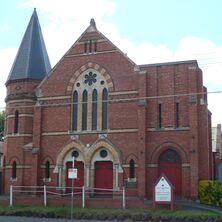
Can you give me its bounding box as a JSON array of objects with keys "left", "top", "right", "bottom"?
[
  {"left": 7, "top": 8, "right": 51, "bottom": 83},
  {"left": 37, "top": 18, "right": 137, "bottom": 89}
]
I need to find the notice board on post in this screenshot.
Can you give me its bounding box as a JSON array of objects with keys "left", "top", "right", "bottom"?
[
  {"left": 153, "top": 173, "right": 174, "bottom": 210},
  {"left": 68, "top": 168, "right": 78, "bottom": 179}
]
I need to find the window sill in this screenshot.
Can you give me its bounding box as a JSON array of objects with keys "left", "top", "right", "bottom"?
[
  {"left": 43, "top": 178, "right": 51, "bottom": 183},
  {"left": 10, "top": 177, "right": 17, "bottom": 182},
  {"left": 124, "top": 180, "right": 137, "bottom": 188}
]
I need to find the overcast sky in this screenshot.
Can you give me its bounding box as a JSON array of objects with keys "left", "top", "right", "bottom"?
[{"left": 0, "top": 0, "right": 222, "bottom": 126}]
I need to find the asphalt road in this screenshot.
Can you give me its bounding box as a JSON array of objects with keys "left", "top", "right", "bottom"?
[
  {"left": 0, "top": 216, "right": 119, "bottom": 222},
  {"left": 0, "top": 217, "right": 70, "bottom": 222}
]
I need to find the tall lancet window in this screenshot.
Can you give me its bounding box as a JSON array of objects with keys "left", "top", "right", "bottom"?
[
  {"left": 129, "top": 159, "right": 135, "bottom": 179},
  {"left": 82, "top": 90, "right": 88, "bottom": 130},
  {"left": 72, "top": 91, "right": 78, "bottom": 131},
  {"left": 92, "top": 89, "right": 98, "bottom": 130},
  {"left": 45, "top": 161, "right": 50, "bottom": 179},
  {"left": 102, "top": 88, "right": 108, "bottom": 130},
  {"left": 12, "top": 161, "right": 17, "bottom": 179},
  {"left": 14, "top": 110, "right": 19, "bottom": 134},
  {"left": 71, "top": 67, "right": 110, "bottom": 132}
]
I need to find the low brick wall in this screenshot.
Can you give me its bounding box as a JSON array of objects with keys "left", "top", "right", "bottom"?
[{"left": 0, "top": 194, "right": 148, "bottom": 209}]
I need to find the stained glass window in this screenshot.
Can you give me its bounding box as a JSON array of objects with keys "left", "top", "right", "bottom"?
[
  {"left": 92, "top": 89, "right": 98, "bottom": 130},
  {"left": 84, "top": 72, "right": 97, "bottom": 86},
  {"left": 72, "top": 91, "right": 78, "bottom": 131},
  {"left": 102, "top": 88, "right": 108, "bottom": 130},
  {"left": 82, "top": 90, "right": 88, "bottom": 130}
]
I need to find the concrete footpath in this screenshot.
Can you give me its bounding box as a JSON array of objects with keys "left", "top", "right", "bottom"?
[{"left": 178, "top": 199, "right": 222, "bottom": 214}]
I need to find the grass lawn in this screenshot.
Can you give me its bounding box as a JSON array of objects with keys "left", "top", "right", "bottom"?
[{"left": 0, "top": 205, "right": 221, "bottom": 221}]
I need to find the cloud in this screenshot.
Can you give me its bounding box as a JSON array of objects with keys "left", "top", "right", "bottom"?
[
  {"left": 171, "top": 37, "right": 222, "bottom": 126},
  {"left": 174, "top": 37, "right": 222, "bottom": 87},
  {"left": 19, "top": 0, "right": 116, "bottom": 66},
  {"left": 1, "top": 0, "right": 221, "bottom": 126},
  {"left": 0, "top": 23, "right": 11, "bottom": 33},
  {"left": 119, "top": 36, "right": 222, "bottom": 126}
]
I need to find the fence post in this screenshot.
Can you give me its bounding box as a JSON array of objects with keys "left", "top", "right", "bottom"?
[
  {"left": 44, "top": 185, "right": 47, "bottom": 207},
  {"left": 10, "top": 185, "right": 13, "bottom": 206},
  {"left": 82, "top": 186, "right": 85, "bottom": 208},
  {"left": 122, "top": 187, "right": 126, "bottom": 209}
]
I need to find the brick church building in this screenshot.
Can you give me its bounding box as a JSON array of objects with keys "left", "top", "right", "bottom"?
[{"left": 3, "top": 9, "right": 213, "bottom": 199}]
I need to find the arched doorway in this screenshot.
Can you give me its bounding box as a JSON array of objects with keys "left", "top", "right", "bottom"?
[
  {"left": 95, "top": 161, "right": 113, "bottom": 195},
  {"left": 158, "top": 149, "right": 181, "bottom": 195},
  {"left": 66, "top": 161, "right": 84, "bottom": 193},
  {"left": 218, "top": 163, "right": 222, "bottom": 180}
]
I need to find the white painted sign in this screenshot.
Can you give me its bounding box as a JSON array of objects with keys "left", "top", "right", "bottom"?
[
  {"left": 155, "top": 176, "right": 171, "bottom": 202},
  {"left": 68, "top": 168, "right": 77, "bottom": 179}
]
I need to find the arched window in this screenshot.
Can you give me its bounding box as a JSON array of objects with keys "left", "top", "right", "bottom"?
[
  {"left": 102, "top": 88, "right": 108, "bottom": 130},
  {"left": 72, "top": 91, "right": 78, "bottom": 131},
  {"left": 92, "top": 89, "right": 98, "bottom": 130},
  {"left": 129, "top": 159, "right": 135, "bottom": 179},
  {"left": 12, "top": 161, "right": 17, "bottom": 179},
  {"left": 71, "top": 69, "right": 110, "bottom": 132},
  {"left": 14, "top": 110, "right": 19, "bottom": 133},
  {"left": 45, "top": 161, "right": 50, "bottom": 179},
  {"left": 82, "top": 90, "right": 88, "bottom": 130}
]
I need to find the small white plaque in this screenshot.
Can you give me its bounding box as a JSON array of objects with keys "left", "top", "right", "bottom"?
[{"left": 68, "top": 168, "right": 77, "bottom": 179}]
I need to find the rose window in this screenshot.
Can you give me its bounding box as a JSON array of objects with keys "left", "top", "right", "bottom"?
[{"left": 84, "top": 72, "right": 97, "bottom": 86}]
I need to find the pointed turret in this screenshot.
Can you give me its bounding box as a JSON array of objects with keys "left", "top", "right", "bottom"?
[{"left": 6, "top": 8, "right": 51, "bottom": 83}]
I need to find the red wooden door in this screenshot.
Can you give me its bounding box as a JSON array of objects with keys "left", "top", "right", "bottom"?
[
  {"left": 158, "top": 149, "right": 181, "bottom": 195},
  {"left": 66, "top": 161, "right": 84, "bottom": 193},
  {"left": 95, "top": 161, "right": 113, "bottom": 195}
]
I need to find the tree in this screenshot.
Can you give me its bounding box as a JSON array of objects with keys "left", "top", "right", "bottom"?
[{"left": 0, "top": 111, "right": 5, "bottom": 141}]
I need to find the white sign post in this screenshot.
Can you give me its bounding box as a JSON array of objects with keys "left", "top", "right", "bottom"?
[
  {"left": 153, "top": 174, "right": 174, "bottom": 210},
  {"left": 70, "top": 157, "right": 77, "bottom": 221}
]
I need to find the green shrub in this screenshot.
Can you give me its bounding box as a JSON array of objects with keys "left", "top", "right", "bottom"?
[{"left": 199, "top": 180, "right": 222, "bottom": 206}]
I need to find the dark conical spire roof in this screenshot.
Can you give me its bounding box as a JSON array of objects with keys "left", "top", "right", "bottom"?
[{"left": 7, "top": 8, "right": 51, "bottom": 83}]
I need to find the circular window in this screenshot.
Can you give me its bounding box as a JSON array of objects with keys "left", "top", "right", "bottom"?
[
  {"left": 100, "top": 150, "right": 108, "bottom": 158},
  {"left": 72, "top": 150, "right": 79, "bottom": 158},
  {"left": 76, "top": 82, "right": 80, "bottom": 87},
  {"left": 100, "top": 80, "right": 105, "bottom": 85}
]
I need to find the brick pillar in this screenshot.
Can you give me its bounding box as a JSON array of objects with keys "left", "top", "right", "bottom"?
[
  {"left": 188, "top": 66, "right": 199, "bottom": 198},
  {"left": 31, "top": 105, "right": 42, "bottom": 186},
  {"left": 137, "top": 70, "right": 147, "bottom": 198}
]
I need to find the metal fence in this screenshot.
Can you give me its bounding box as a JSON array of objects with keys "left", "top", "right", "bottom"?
[{"left": 9, "top": 185, "right": 126, "bottom": 209}]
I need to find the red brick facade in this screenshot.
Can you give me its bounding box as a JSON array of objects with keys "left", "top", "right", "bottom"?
[{"left": 3, "top": 19, "right": 213, "bottom": 200}]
